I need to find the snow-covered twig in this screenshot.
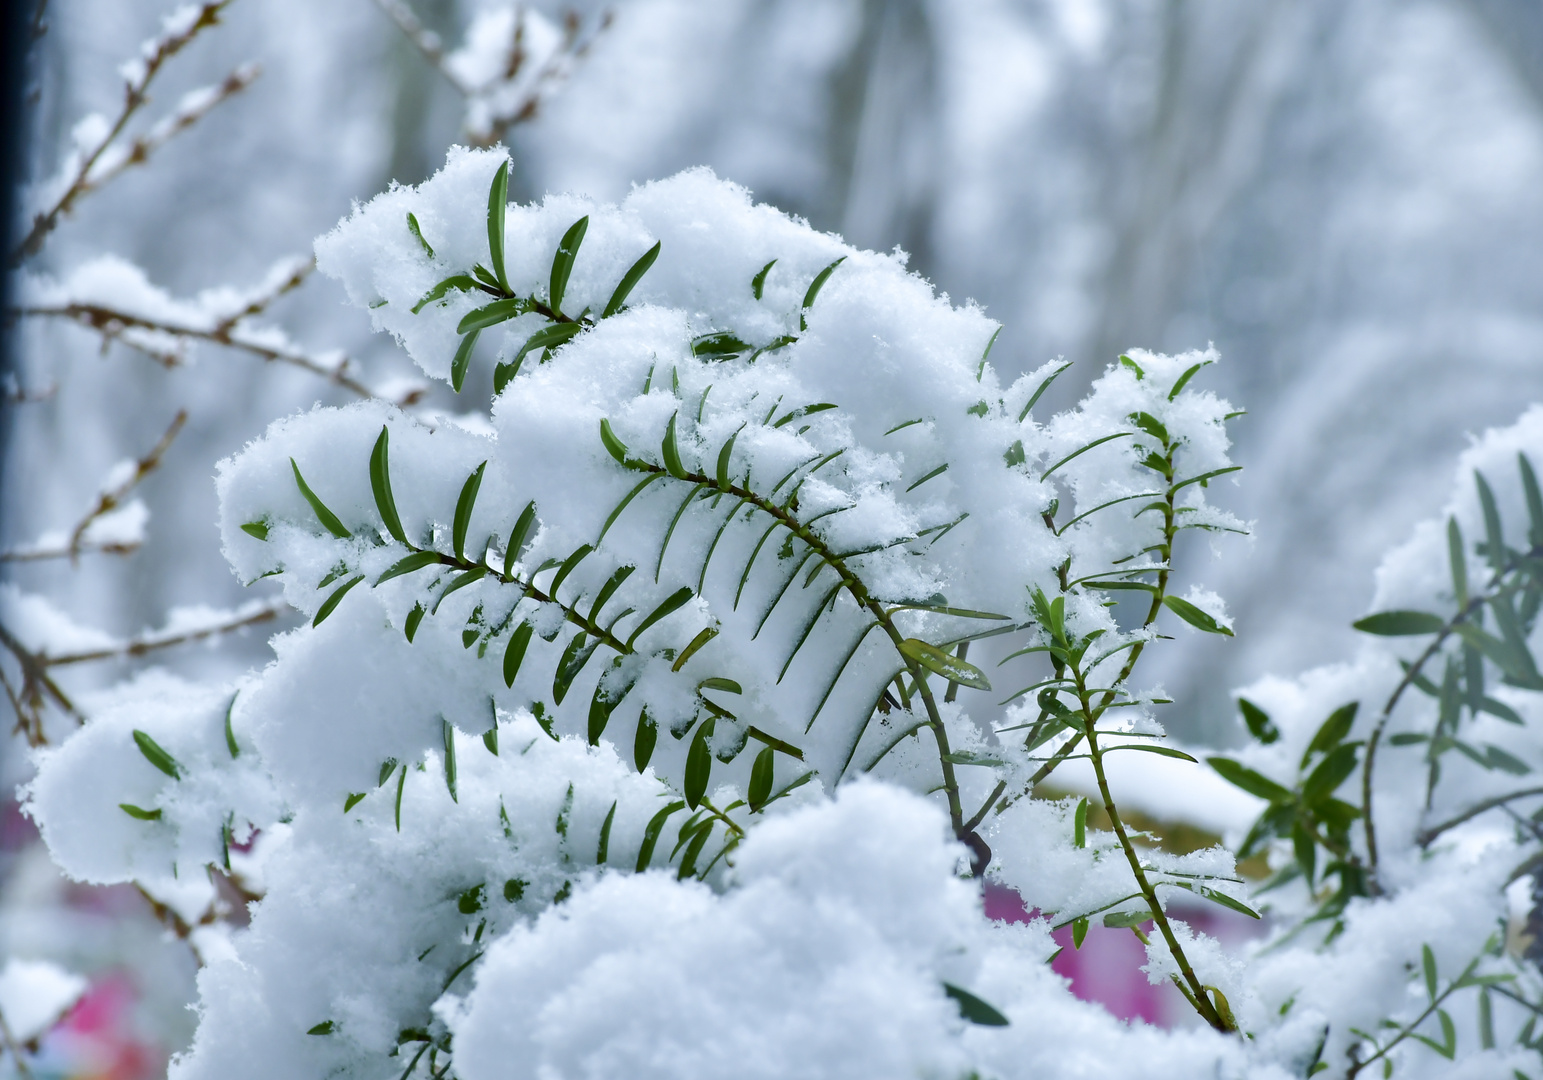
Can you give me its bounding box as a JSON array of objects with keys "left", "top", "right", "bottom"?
[
  {"left": 44, "top": 599, "right": 286, "bottom": 667},
  {"left": 66, "top": 408, "right": 185, "bottom": 562},
  {"left": 12, "top": 0, "right": 255, "bottom": 263}
]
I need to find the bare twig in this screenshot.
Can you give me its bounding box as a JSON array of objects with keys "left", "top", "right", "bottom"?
[
  {"left": 67, "top": 408, "right": 186, "bottom": 561},
  {"left": 12, "top": 0, "right": 247, "bottom": 263},
  {"left": 18, "top": 301, "right": 415, "bottom": 403},
  {"left": 1417, "top": 785, "right": 1543, "bottom": 848},
  {"left": 45, "top": 600, "right": 285, "bottom": 667},
  {"left": 0, "top": 1004, "right": 37, "bottom": 1080},
  {"left": 373, "top": 0, "right": 465, "bottom": 92}
]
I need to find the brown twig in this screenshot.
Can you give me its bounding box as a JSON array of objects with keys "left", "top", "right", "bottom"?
[
  {"left": 65, "top": 409, "right": 186, "bottom": 562},
  {"left": 0, "top": 1004, "right": 37, "bottom": 1080},
  {"left": 1416, "top": 785, "right": 1543, "bottom": 848},
  {"left": 45, "top": 600, "right": 285, "bottom": 667},
  {"left": 12, "top": 1, "right": 245, "bottom": 263}
]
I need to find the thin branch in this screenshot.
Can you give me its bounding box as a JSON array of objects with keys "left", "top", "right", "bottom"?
[
  {"left": 0, "top": 1005, "right": 37, "bottom": 1080},
  {"left": 45, "top": 600, "right": 285, "bottom": 667},
  {"left": 18, "top": 301, "right": 414, "bottom": 404},
  {"left": 1416, "top": 785, "right": 1543, "bottom": 848},
  {"left": 67, "top": 408, "right": 186, "bottom": 561},
  {"left": 12, "top": 0, "right": 242, "bottom": 263},
  {"left": 373, "top": 0, "right": 468, "bottom": 93}
]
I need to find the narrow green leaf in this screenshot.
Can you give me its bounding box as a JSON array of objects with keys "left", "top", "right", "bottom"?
[
  {"left": 655, "top": 487, "right": 699, "bottom": 583},
  {"left": 684, "top": 717, "right": 714, "bottom": 809},
  {"left": 406, "top": 211, "right": 434, "bottom": 259},
  {"left": 1171, "top": 465, "right": 1243, "bottom": 494},
  {"left": 1238, "top": 698, "right": 1279, "bottom": 744},
  {"left": 344, "top": 792, "right": 366, "bottom": 813},
  {"left": 906, "top": 463, "right": 949, "bottom": 493},
  {"left": 1196, "top": 887, "right": 1260, "bottom": 920},
  {"left": 603, "top": 241, "right": 660, "bottom": 317},
  {"left": 549, "top": 215, "right": 590, "bottom": 316},
  {"left": 308, "top": 1021, "right": 336, "bottom": 1036},
  {"left": 1163, "top": 595, "right": 1233, "bottom": 636},
  {"left": 671, "top": 626, "right": 719, "bottom": 672},
  {"left": 942, "top": 983, "right": 1010, "bottom": 1027},
  {"left": 1208, "top": 757, "right": 1292, "bottom": 802},
  {"left": 1456, "top": 622, "right": 1543, "bottom": 689},
  {"left": 368, "top": 427, "right": 408, "bottom": 544},
  {"left": 597, "top": 800, "right": 617, "bottom": 863},
  {"left": 1073, "top": 797, "right": 1089, "bottom": 847},
  {"left": 553, "top": 632, "right": 599, "bottom": 705},
  {"left": 1129, "top": 411, "right": 1169, "bottom": 444},
  {"left": 1521, "top": 453, "right": 1543, "bottom": 549},
  {"left": 394, "top": 762, "right": 406, "bottom": 830},
  {"left": 456, "top": 297, "right": 529, "bottom": 335},
  {"left": 441, "top": 716, "right": 458, "bottom": 802},
  {"left": 1168, "top": 361, "right": 1208, "bottom": 400},
  {"left": 1303, "top": 702, "right": 1359, "bottom": 765},
  {"left": 1354, "top": 610, "right": 1447, "bottom": 636},
  {"left": 715, "top": 430, "right": 739, "bottom": 489},
  {"left": 224, "top": 693, "right": 240, "bottom": 758},
  {"left": 376, "top": 550, "right": 443, "bottom": 586},
  {"left": 588, "top": 681, "right": 613, "bottom": 745},
  {"left": 497, "top": 322, "right": 584, "bottom": 394},
  {"left": 405, "top": 602, "right": 426, "bottom": 642},
  {"left": 635, "top": 799, "right": 685, "bottom": 871},
  {"left": 1072, "top": 917, "right": 1089, "bottom": 948},
  {"left": 411, "top": 273, "right": 479, "bottom": 314},
  {"left": 1018, "top": 361, "right": 1073, "bottom": 423},
  {"left": 898, "top": 637, "right": 991, "bottom": 691},
  {"left": 1107, "top": 743, "right": 1199, "bottom": 763},
  {"left": 119, "top": 803, "right": 162, "bottom": 821},
  {"left": 589, "top": 565, "right": 637, "bottom": 622},
  {"left": 290, "top": 459, "right": 351, "bottom": 539},
  {"left": 504, "top": 501, "right": 538, "bottom": 576},
  {"left": 1421, "top": 943, "right": 1439, "bottom": 1001},
  {"left": 799, "top": 256, "right": 846, "bottom": 331},
  {"left": 431, "top": 566, "right": 486, "bottom": 614},
  {"left": 548, "top": 544, "right": 593, "bottom": 599},
  {"left": 1119, "top": 354, "right": 1144, "bottom": 379},
  {"left": 598, "top": 475, "right": 663, "bottom": 548},
  {"left": 555, "top": 782, "right": 573, "bottom": 837},
  {"left": 240, "top": 520, "right": 268, "bottom": 541},
  {"left": 451, "top": 328, "right": 481, "bottom": 393},
  {"left": 751, "top": 259, "right": 776, "bottom": 300},
  {"left": 451, "top": 462, "right": 487, "bottom": 561},
  {"left": 487, "top": 160, "right": 510, "bottom": 291},
  {"left": 1039, "top": 432, "right": 1131, "bottom": 481},
  {"left": 692, "top": 332, "right": 751, "bottom": 358},
  {"left": 748, "top": 746, "right": 775, "bottom": 811},
  {"left": 634, "top": 707, "right": 658, "bottom": 771},
  {"left": 1302, "top": 742, "right": 1360, "bottom": 804},
  {"left": 661, "top": 413, "right": 689, "bottom": 478},
  {"left": 1477, "top": 469, "right": 1507, "bottom": 570},
  {"left": 626, "top": 586, "right": 694, "bottom": 649},
  {"left": 976, "top": 325, "right": 1002, "bottom": 381},
  {"left": 1448, "top": 517, "right": 1468, "bottom": 607},
  {"left": 1485, "top": 744, "right": 1531, "bottom": 775}
]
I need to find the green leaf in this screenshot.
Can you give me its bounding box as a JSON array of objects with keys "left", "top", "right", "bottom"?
[
  {"left": 1039, "top": 432, "right": 1131, "bottom": 481},
  {"left": 344, "top": 792, "right": 366, "bottom": 813},
  {"left": 685, "top": 716, "right": 714, "bottom": 808},
  {"left": 1119, "top": 354, "right": 1144, "bottom": 379},
  {"left": 1238, "top": 697, "right": 1279, "bottom": 744},
  {"left": 887, "top": 601, "right": 1010, "bottom": 621},
  {"left": 378, "top": 757, "right": 399, "bottom": 787},
  {"left": 1208, "top": 757, "right": 1292, "bottom": 802},
  {"left": 1354, "top": 610, "right": 1448, "bottom": 636},
  {"left": 942, "top": 983, "right": 1010, "bottom": 1027},
  {"left": 976, "top": 325, "right": 1002, "bottom": 381},
  {"left": 411, "top": 273, "right": 479, "bottom": 314},
  {"left": 661, "top": 413, "right": 689, "bottom": 478},
  {"left": 504, "top": 501, "right": 538, "bottom": 576},
  {"left": 772, "top": 402, "right": 838, "bottom": 428},
  {"left": 692, "top": 332, "right": 751, "bottom": 358},
  {"left": 715, "top": 430, "right": 740, "bottom": 489},
  {"left": 589, "top": 565, "right": 637, "bottom": 622},
  {"left": 588, "top": 681, "right": 614, "bottom": 745},
  {"left": 671, "top": 626, "right": 719, "bottom": 672},
  {"left": 1073, "top": 797, "right": 1089, "bottom": 847},
  {"left": 1521, "top": 453, "right": 1543, "bottom": 549},
  {"left": 553, "top": 632, "right": 600, "bottom": 705},
  {"left": 549, "top": 215, "right": 590, "bottom": 316},
  {"left": 1421, "top": 943, "right": 1439, "bottom": 1001},
  {"left": 432, "top": 567, "right": 486, "bottom": 614},
  {"left": 1018, "top": 361, "right": 1073, "bottom": 423},
  {"left": 1303, "top": 702, "right": 1358, "bottom": 766},
  {"left": 376, "top": 550, "right": 443, "bottom": 586},
  {"left": 599, "top": 418, "right": 635, "bottom": 468},
  {"left": 906, "top": 463, "right": 949, "bottom": 492},
  {"left": 368, "top": 427, "right": 408, "bottom": 544},
  {"left": 1302, "top": 742, "right": 1360, "bottom": 805},
  {"left": 597, "top": 800, "right": 617, "bottom": 863},
  {"left": 626, "top": 586, "right": 694, "bottom": 649},
  {"left": 496, "top": 322, "right": 584, "bottom": 394},
  {"left": 487, "top": 160, "right": 510, "bottom": 291},
  {"left": 405, "top": 602, "right": 426, "bottom": 642},
  {"left": 635, "top": 799, "right": 685, "bottom": 871},
  {"left": 224, "top": 693, "right": 240, "bottom": 758},
  {"left": 1456, "top": 622, "right": 1543, "bottom": 689},
  {"left": 555, "top": 782, "right": 573, "bottom": 837},
  {"left": 442, "top": 716, "right": 458, "bottom": 803},
  {"left": 751, "top": 259, "right": 776, "bottom": 300},
  {"left": 1072, "top": 917, "right": 1089, "bottom": 949},
  {"left": 898, "top": 637, "right": 991, "bottom": 691},
  {"left": 308, "top": 1021, "right": 336, "bottom": 1036},
  {"left": 395, "top": 763, "right": 406, "bottom": 830},
  {"left": 634, "top": 707, "right": 658, "bottom": 771},
  {"left": 698, "top": 677, "right": 742, "bottom": 695},
  {"left": 1476, "top": 469, "right": 1507, "bottom": 570},
  {"left": 240, "top": 520, "right": 268, "bottom": 540},
  {"left": 451, "top": 328, "right": 481, "bottom": 393},
  {"left": 747, "top": 746, "right": 775, "bottom": 812},
  {"left": 1107, "top": 743, "right": 1199, "bottom": 763},
  {"left": 1168, "top": 361, "right": 1209, "bottom": 400},
  {"left": 1129, "top": 411, "right": 1169, "bottom": 444},
  {"left": 1163, "top": 595, "right": 1233, "bottom": 636},
  {"left": 1448, "top": 517, "right": 1468, "bottom": 607},
  {"left": 133, "top": 728, "right": 183, "bottom": 779},
  {"left": 119, "top": 803, "right": 162, "bottom": 821},
  {"left": 547, "top": 544, "right": 593, "bottom": 599},
  {"left": 452, "top": 462, "right": 487, "bottom": 562},
  {"left": 456, "top": 297, "right": 530, "bottom": 334},
  {"left": 502, "top": 621, "right": 533, "bottom": 687},
  {"left": 290, "top": 459, "right": 351, "bottom": 539},
  {"left": 603, "top": 241, "right": 660, "bottom": 317},
  {"left": 1170, "top": 465, "right": 1242, "bottom": 494},
  {"left": 1196, "top": 886, "right": 1260, "bottom": 920},
  {"left": 941, "top": 750, "right": 1007, "bottom": 767},
  {"left": 1485, "top": 744, "right": 1531, "bottom": 775},
  {"left": 799, "top": 256, "right": 846, "bottom": 331},
  {"left": 406, "top": 211, "right": 434, "bottom": 259}
]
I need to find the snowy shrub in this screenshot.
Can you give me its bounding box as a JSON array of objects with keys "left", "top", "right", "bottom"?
[{"left": 22, "top": 146, "right": 1543, "bottom": 1078}]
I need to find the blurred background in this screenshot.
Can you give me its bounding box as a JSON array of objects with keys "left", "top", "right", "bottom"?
[{"left": 4, "top": 0, "right": 1543, "bottom": 1072}]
